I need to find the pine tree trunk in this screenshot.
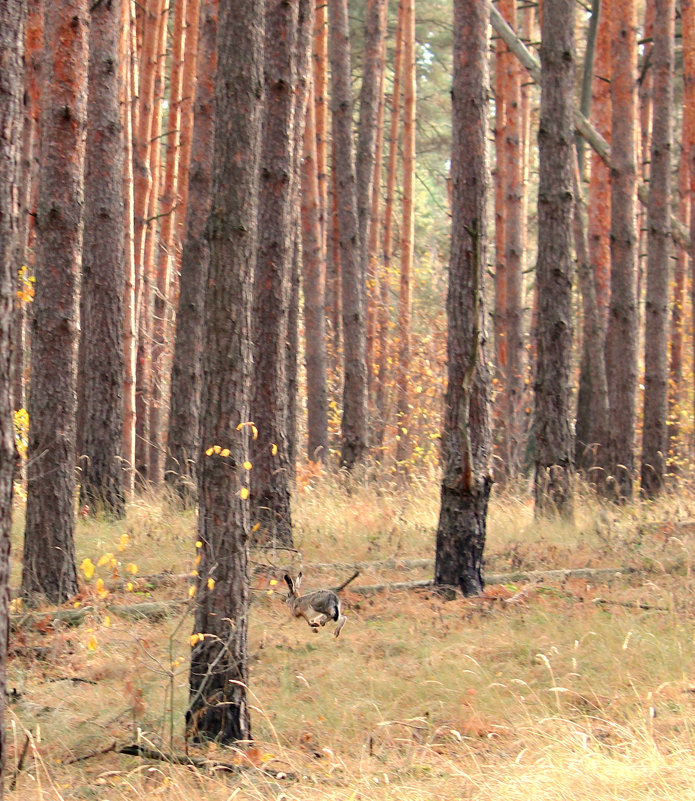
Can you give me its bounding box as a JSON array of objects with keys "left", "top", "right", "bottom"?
[
  {"left": 576, "top": 5, "right": 610, "bottom": 471},
  {"left": 328, "top": 0, "right": 368, "bottom": 469},
  {"left": 682, "top": 0, "right": 695, "bottom": 456},
  {"left": 79, "top": 0, "right": 126, "bottom": 517},
  {"left": 249, "top": 0, "right": 300, "bottom": 548},
  {"left": 533, "top": 0, "right": 575, "bottom": 517},
  {"left": 165, "top": 0, "right": 218, "bottom": 504},
  {"left": 22, "top": 0, "right": 88, "bottom": 603},
  {"left": 376, "top": 0, "right": 405, "bottom": 448},
  {"left": 187, "top": 0, "right": 263, "bottom": 745},
  {"left": 121, "top": 0, "right": 137, "bottom": 497},
  {"left": 395, "top": 0, "right": 416, "bottom": 469},
  {"left": 434, "top": 0, "right": 493, "bottom": 597},
  {"left": 0, "top": 0, "right": 25, "bottom": 787},
  {"left": 150, "top": 0, "right": 188, "bottom": 485},
  {"left": 301, "top": 74, "right": 329, "bottom": 462},
  {"left": 640, "top": 0, "right": 674, "bottom": 497},
  {"left": 604, "top": 0, "right": 638, "bottom": 500}
]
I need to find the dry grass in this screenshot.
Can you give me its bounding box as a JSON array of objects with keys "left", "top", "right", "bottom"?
[{"left": 7, "top": 473, "right": 695, "bottom": 799}]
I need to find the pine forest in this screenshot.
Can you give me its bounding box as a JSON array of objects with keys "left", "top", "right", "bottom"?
[{"left": 3, "top": 0, "right": 695, "bottom": 798}]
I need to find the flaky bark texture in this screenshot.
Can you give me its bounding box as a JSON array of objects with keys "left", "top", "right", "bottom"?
[
  {"left": 187, "top": 0, "right": 263, "bottom": 745},
  {"left": 605, "top": 0, "right": 638, "bottom": 500},
  {"left": 434, "top": 0, "right": 493, "bottom": 597},
  {"left": 533, "top": 0, "right": 575, "bottom": 517},
  {"left": 22, "top": 0, "right": 88, "bottom": 603},
  {"left": 249, "top": 0, "right": 300, "bottom": 548},
  {"left": 165, "top": 0, "right": 218, "bottom": 504},
  {"left": 683, "top": 0, "right": 695, "bottom": 454},
  {"left": 640, "top": 0, "right": 674, "bottom": 497},
  {"left": 0, "top": 0, "right": 25, "bottom": 786},
  {"left": 328, "top": 0, "right": 368, "bottom": 469},
  {"left": 79, "top": 0, "right": 125, "bottom": 517}
]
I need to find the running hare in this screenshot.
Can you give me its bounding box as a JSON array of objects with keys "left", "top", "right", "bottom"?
[{"left": 284, "top": 572, "right": 346, "bottom": 638}]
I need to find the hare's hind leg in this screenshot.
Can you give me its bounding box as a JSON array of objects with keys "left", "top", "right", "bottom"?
[{"left": 334, "top": 614, "right": 346, "bottom": 637}]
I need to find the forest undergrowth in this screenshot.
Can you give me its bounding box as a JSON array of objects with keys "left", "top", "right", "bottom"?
[{"left": 6, "top": 470, "right": 695, "bottom": 800}]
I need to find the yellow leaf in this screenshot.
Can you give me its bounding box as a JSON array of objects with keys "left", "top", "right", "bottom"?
[
  {"left": 194, "top": 554, "right": 202, "bottom": 567},
  {"left": 205, "top": 447, "right": 214, "bottom": 456},
  {"left": 269, "top": 579, "right": 278, "bottom": 586},
  {"left": 126, "top": 563, "right": 138, "bottom": 575},
  {"left": 221, "top": 448, "right": 231, "bottom": 457},
  {"left": 240, "top": 487, "right": 249, "bottom": 500},
  {"left": 87, "top": 635, "right": 98, "bottom": 651},
  {"left": 251, "top": 522, "right": 260, "bottom": 532},
  {"left": 271, "top": 443, "right": 278, "bottom": 456},
  {"left": 118, "top": 533, "right": 130, "bottom": 552},
  {"left": 103, "top": 615, "right": 111, "bottom": 628},
  {"left": 189, "top": 633, "right": 202, "bottom": 647},
  {"left": 213, "top": 445, "right": 222, "bottom": 454},
  {"left": 196, "top": 540, "right": 203, "bottom": 549},
  {"left": 207, "top": 578, "right": 215, "bottom": 590},
  {"left": 251, "top": 425, "right": 258, "bottom": 440},
  {"left": 243, "top": 461, "right": 252, "bottom": 470},
  {"left": 126, "top": 582, "right": 134, "bottom": 592},
  {"left": 188, "top": 585, "right": 196, "bottom": 598},
  {"left": 81, "top": 558, "right": 95, "bottom": 581},
  {"left": 95, "top": 578, "right": 109, "bottom": 599},
  {"left": 190, "top": 569, "right": 199, "bottom": 577},
  {"left": 97, "top": 553, "right": 113, "bottom": 568}
]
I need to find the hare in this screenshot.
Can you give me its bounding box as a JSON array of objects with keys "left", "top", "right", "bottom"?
[{"left": 284, "top": 572, "right": 346, "bottom": 638}]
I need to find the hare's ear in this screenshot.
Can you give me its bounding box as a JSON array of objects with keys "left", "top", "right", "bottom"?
[
  {"left": 296, "top": 571, "right": 303, "bottom": 591},
  {"left": 284, "top": 574, "right": 294, "bottom": 593}
]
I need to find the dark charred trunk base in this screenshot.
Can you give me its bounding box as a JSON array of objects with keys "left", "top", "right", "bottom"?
[
  {"left": 187, "top": 641, "right": 250, "bottom": 745},
  {"left": 434, "top": 478, "right": 491, "bottom": 597}
]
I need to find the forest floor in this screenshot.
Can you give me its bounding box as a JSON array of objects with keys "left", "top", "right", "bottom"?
[{"left": 6, "top": 471, "right": 695, "bottom": 800}]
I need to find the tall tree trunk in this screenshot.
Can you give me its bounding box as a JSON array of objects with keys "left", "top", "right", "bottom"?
[
  {"left": 187, "top": 0, "right": 263, "bottom": 744},
  {"left": 434, "top": 0, "right": 492, "bottom": 597},
  {"left": 497, "top": 0, "right": 524, "bottom": 479},
  {"left": 376, "top": 0, "right": 405, "bottom": 448},
  {"left": 328, "top": 0, "right": 368, "bottom": 469},
  {"left": 301, "top": 73, "right": 329, "bottom": 462},
  {"left": 150, "top": 0, "right": 188, "bottom": 485},
  {"left": 682, "top": 0, "right": 695, "bottom": 456},
  {"left": 121, "top": 0, "right": 137, "bottom": 496},
  {"left": 533, "top": 0, "right": 575, "bottom": 517},
  {"left": 576, "top": 0, "right": 610, "bottom": 470},
  {"left": 79, "top": 0, "right": 126, "bottom": 517},
  {"left": 356, "top": 0, "right": 387, "bottom": 274},
  {"left": 165, "top": 0, "right": 218, "bottom": 503},
  {"left": 604, "top": 0, "right": 638, "bottom": 500},
  {"left": 0, "top": 0, "right": 25, "bottom": 788},
  {"left": 249, "top": 0, "right": 300, "bottom": 548},
  {"left": 395, "top": 0, "right": 415, "bottom": 469},
  {"left": 640, "top": 0, "right": 674, "bottom": 497},
  {"left": 22, "top": 0, "right": 88, "bottom": 602}
]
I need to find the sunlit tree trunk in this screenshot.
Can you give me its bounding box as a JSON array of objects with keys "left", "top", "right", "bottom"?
[
  {"left": 187, "top": 0, "right": 263, "bottom": 744},
  {"left": 328, "top": 0, "right": 368, "bottom": 469},
  {"left": 604, "top": 0, "right": 638, "bottom": 500},
  {"left": 0, "top": 0, "right": 25, "bottom": 787},
  {"left": 150, "top": 0, "right": 187, "bottom": 485},
  {"left": 79, "top": 0, "right": 126, "bottom": 517},
  {"left": 640, "top": 0, "right": 674, "bottom": 497},
  {"left": 121, "top": 0, "right": 137, "bottom": 496},
  {"left": 533, "top": 0, "right": 575, "bottom": 517},
  {"left": 434, "top": 0, "right": 492, "bottom": 596},
  {"left": 22, "top": 0, "right": 88, "bottom": 602},
  {"left": 166, "top": 0, "right": 218, "bottom": 503}
]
